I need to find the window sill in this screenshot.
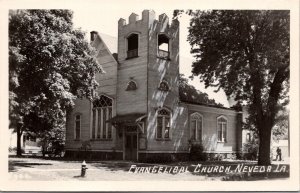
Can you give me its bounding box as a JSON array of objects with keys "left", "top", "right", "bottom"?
[
  {"left": 157, "top": 56, "right": 171, "bottom": 61},
  {"left": 156, "top": 138, "right": 171, "bottom": 141},
  {"left": 126, "top": 88, "right": 137, "bottom": 91},
  {"left": 90, "top": 138, "right": 113, "bottom": 141},
  {"left": 158, "top": 88, "right": 170, "bottom": 92},
  {"left": 126, "top": 56, "right": 139, "bottom": 60},
  {"left": 190, "top": 139, "right": 202, "bottom": 142}
]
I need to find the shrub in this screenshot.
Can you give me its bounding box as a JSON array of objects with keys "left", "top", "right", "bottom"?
[
  {"left": 9, "top": 146, "right": 14, "bottom": 152},
  {"left": 143, "top": 154, "right": 173, "bottom": 163},
  {"left": 208, "top": 153, "right": 225, "bottom": 161},
  {"left": 228, "top": 153, "right": 237, "bottom": 160},
  {"left": 189, "top": 143, "right": 208, "bottom": 161},
  {"left": 242, "top": 140, "right": 259, "bottom": 160}
]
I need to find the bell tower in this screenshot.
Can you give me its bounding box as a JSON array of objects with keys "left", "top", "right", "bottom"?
[{"left": 116, "top": 10, "right": 180, "bottom": 117}]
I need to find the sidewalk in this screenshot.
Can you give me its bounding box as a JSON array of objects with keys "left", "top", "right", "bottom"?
[{"left": 272, "top": 157, "right": 290, "bottom": 165}]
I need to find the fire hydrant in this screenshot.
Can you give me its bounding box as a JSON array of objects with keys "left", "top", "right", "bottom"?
[{"left": 81, "top": 160, "right": 88, "bottom": 177}]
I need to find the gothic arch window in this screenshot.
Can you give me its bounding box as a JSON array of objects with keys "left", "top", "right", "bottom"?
[
  {"left": 156, "top": 108, "right": 171, "bottom": 139},
  {"left": 92, "top": 95, "right": 113, "bottom": 140},
  {"left": 158, "top": 34, "right": 170, "bottom": 59},
  {"left": 190, "top": 112, "right": 203, "bottom": 141},
  {"left": 158, "top": 80, "right": 169, "bottom": 91},
  {"left": 127, "top": 33, "right": 138, "bottom": 59},
  {"left": 126, "top": 80, "right": 137, "bottom": 91},
  {"left": 217, "top": 115, "right": 227, "bottom": 142},
  {"left": 74, "top": 114, "right": 81, "bottom": 140}
]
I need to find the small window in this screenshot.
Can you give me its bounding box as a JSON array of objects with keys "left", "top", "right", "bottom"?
[
  {"left": 158, "top": 80, "right": 169, "bottom": 91},
  {"left": 190, "top": 113, "right": 203, "bottom": 141},
  {"left": 158, "top": 34, "right": 170, "bottom": 59},
  {"left": 246, "top": 133, "right": 251, "bottom": 142},
  {"left": 157, "top": 108, "right": 171, "bottom": 139},
  {"left": 126, "top": 81, "right": 137, "bottom": 91},
  {"left": 217, "top": 116, "right": 227, "bottom": 142},
  {"left": 75, "top": 115, "right": 81, "bottom": 140},
  {"left": 31, "top": 136, "right": 37, "bottom": 142},
  {"left": 127, "top": 33, "right": 138, "bottom": 59}
]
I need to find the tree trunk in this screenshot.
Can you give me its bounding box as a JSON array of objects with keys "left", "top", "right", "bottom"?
[
  {"left": 16, "top": 126, "right": 22, "bottom": 157},
  {"left": 257, "top": 121, "right": 272, "bottom": 165}
]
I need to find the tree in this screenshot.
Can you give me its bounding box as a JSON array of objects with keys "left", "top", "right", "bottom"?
[
  {"left": 9, "top": 10, "right": 101, "bottom": 156},
  {"left": 175, "top": 10, "right": 289, "bottom": 165},
  {"left": 272, "top": 108, "right": 289, "bottom": 141},
  {"left": 179, "top": 74, "right": 223, "bottom": 107}
]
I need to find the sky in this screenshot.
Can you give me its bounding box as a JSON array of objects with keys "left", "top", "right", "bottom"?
[{"left": 72, "top": 8, "right": 230, "bottom": 107}]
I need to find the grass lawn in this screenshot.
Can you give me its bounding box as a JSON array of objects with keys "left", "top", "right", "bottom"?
[{"left": 8, "top": 156, "right": 289, "bottom": 181}]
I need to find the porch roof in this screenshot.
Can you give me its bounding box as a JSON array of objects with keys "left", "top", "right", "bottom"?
[{"left": 107, "top": 113, "right": 146, "bottom": 125}]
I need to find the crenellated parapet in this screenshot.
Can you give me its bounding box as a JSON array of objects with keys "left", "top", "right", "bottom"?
[
  {"left": 118, "top": 10, "right": 156, "bottom": 27},
  {"left": 118, "top": 18, "right": 126, "bottom": 27},
  {"left": 118, "top": 10, "right": 179, "bottom": 31}
]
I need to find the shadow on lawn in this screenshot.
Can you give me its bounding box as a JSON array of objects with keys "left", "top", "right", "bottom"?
[
  {"left": 9, "top": 154, "right": 64, "bottom": 161},
  {"left": 91, "top": 161, "right": 138, "bottom": 172},
  {"left": 9, "top": 160, "right": 52, "bottom": 172},
  {"left": 91, "top": 161, "right": 173, "bottom": 173}
]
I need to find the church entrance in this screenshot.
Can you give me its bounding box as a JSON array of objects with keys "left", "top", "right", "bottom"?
[
  {"left": 125, "top": 133, "right": 137, "bottom": 160},
  {"left": 124, "top": 125, "right": 138, "bottom": 161}
]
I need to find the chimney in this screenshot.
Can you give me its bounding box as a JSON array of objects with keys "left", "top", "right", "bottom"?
[{"left": 90, "top": 31, "right": 97, "bottom": 42}]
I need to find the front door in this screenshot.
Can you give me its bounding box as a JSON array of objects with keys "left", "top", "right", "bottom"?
[{"left": 125, "top": 133, "right": 137, "bottom": 160}]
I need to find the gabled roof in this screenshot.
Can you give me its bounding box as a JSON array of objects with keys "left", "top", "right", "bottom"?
[
  {"left": 92, "top": 31, "right": 118, "bottom": 65},
  {"left": 180, "top": 99, "right": 236, "bottom": 111},
  {"left": 98, "top": 33, "right": 118, "bottom": 54}
]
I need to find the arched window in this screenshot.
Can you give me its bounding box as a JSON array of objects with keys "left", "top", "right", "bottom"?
[
  {"left": 126, "top": 80, "right": 137, "bottom": 91},
  {"left": 92, "top": 95, "right": 113, "bottom": 139},
  {"left": 158, "top": 34, "right": 170, "bottom": 59},
  {"left": 190, "top": 113, "right": 203, "bottom": 141},
  {"left": 217, "top": 116, "right": 227, "bottom": 142},
  {"left": 158, "top": 80, "right": 169, "bottom": 91},
  {"left": 157, "top": 108, "right": 171, "bottom": 139},
  {"left": 127, "top": 33, "right": 138, "bottom": 58},
  {"left": 74, "top": 114, "right": 81, "bottom": 140}
]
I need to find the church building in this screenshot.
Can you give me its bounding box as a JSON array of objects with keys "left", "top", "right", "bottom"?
[{"left": 65, "top": 10, "right": 244, "bottom": 161}]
